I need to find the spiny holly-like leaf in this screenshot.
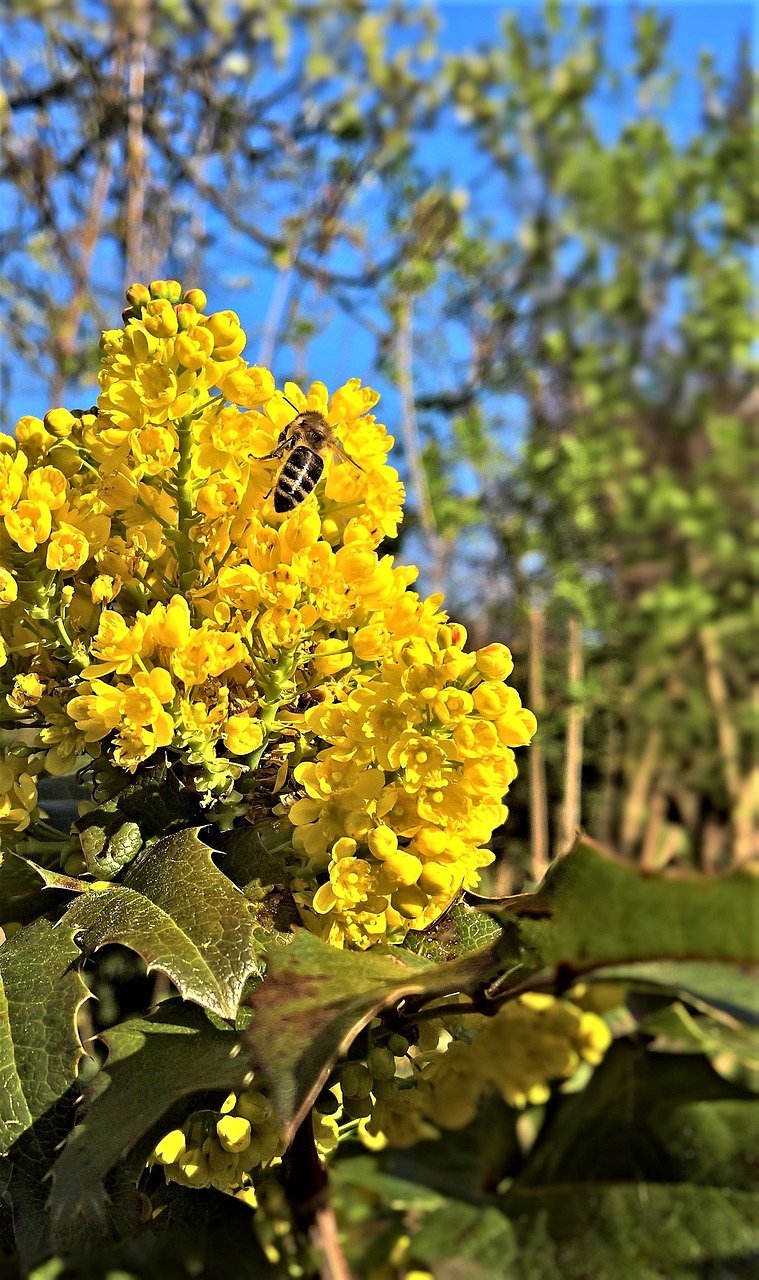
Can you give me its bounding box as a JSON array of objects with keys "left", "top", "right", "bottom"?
[
  {"left": 489, "top": 837, "right": 759, "bottom": 984},
  {"left": 0, "top": 854, "right": 63, "bottom": 927},
  {"left": 0, "top": 918, "right": 90, "bottom": 1158},
  {"left": 49, "top": 1001, "right": 248, "bottom": 1246},
  {"left": 244, "top": 927, "right": 513, "bottom": 1144},
  {"left": 0, "top": 919, "right": 91, "bottom": 1268},
  {"left": 62, "top": 828, "right": 264, "bottom": 1020}
]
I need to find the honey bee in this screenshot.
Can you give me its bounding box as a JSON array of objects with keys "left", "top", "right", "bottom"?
[{"left": 256, "top": 398, "right": 364, "bottom": 513}]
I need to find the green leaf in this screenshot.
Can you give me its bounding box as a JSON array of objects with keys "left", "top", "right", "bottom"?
[
  {"left": 404, "top": 901, "right": 504, "bottom": 961},
  {"left": 76, "top": 809, "right": 143, "bottom": 878},
  {"left": 499, "top": 1185, "right": 759, "bottom": 1280},
  {"left": 0, "top": 919, "right": 90, "bottom": 1158},
  {"left": 490, "top": 838, "right": 759, "bottom": 984},
  {"left": 48, "top": 1001, "right": 248, "bottom": 1245},
  {"left": 244, "top": 928, "right": 512, "bottom": 1143},
  {"left": 0, "top": 919, "right": 90, "bottom": 1267},
  {"left": 515, "top": 1040, "right": 757, "bottom": 1190},
  {"left": 585, "top": 959, "right": 759, "bottom": 1023},
  {"left": 406, "top": 1200, "right": 517, "bottom": 1278},
  {"left": 61, "top": 829, "right": 263, "bottom": 1020}
]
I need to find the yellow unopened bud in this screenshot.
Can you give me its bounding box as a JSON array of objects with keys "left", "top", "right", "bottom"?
[
  {"left": 175, "top": 303, "right": 198, "bottom": 331},
  {"left": 367, "top": 826, "right": 399, "bottom": 860},
  {"left": 367, "top": 1046, "right": 396, "bottom": 1081},
  {"left": 153, "top": 1129, "right": 187, "bottom": 1165},
  {"left": 339, "top": 1062, "right": 373, "bottom": 1098},
  {"left": 150, "top": 278, "right": 182, "bottom": 304},
  {"left": 379, "top": 850, "right": 423, "bottom": 888},
  {"left": 417, "top": 863, "right": 459, "bottom": 897},
  {"left": 205, "top": 310, "right": 245, "bottom": 359},
  {"left": 125, "top": 282, "right": 151, "bottom": 308},
  {"left": 475, "top": 643, "right": 514, "bottom": 681},
  {"left": 183, "top": 287, "right": 208, "bottom": 311},
  {"left": 216, "top": 1115, "right": 251, "bottom": 1153},
  {"left": 43, "top": 408, "right": 77, "bottom": 439},
  {"left": 471, "top": 681, "right": 512, "bottom": 718},
  {"left": 47, "top": 444, "right": 82, "bottom": 477},
  {"left": 391, "top": 884, "right": 428, "bottom": 919}
]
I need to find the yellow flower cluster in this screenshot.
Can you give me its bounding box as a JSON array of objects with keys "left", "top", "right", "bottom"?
[
  {"left": 0, "top": 279, "right": 535, "bottom": 944},
  {"left": 289, "top": 635, "right": 535, "bottom": 947},
  {"left": 0, "top": 748, "right": 42, "bottom": 832},
  {"left": 149, "top": 1086, "right": 284, "bottom": 1197},
  {"left": 359, "top": 995, "right": 613, "bottom": 1148}
]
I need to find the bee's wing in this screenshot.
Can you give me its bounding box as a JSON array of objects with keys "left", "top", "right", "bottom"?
[{"left": 332, "top": 442, "right": 365, "bottom": 472}]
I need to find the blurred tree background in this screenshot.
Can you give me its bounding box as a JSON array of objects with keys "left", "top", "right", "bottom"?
[{"left": 2, "top": 0, "right": 754, "bottom": 880}]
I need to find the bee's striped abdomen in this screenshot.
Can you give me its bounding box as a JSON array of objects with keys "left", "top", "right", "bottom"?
[{"left": 273, "top": 445, "right": 324, "bottom": 513}]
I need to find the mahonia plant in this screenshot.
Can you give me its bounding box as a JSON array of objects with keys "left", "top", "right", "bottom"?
[{"left": 0, "top": 279, "right": 536, "bottom": 950}]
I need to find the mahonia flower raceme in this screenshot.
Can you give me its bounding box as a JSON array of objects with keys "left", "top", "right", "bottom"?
[{"left": 0, "top": 280, "right": 536, "bottom": 946}]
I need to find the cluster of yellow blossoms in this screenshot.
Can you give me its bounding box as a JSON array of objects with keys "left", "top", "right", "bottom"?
[
  {"left": 0, "top": 279, "right": 535, "bottom": 946},
  {"left": 149, "top": 1084, "right": 284, "bottom": 1197},
  {"left": 151, "top": 993, "right": 613, "bottom": 1194}
]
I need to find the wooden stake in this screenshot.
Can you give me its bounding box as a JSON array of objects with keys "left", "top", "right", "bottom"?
[{"left": 528, "top": 604, "right": 549, "bottom": 881}]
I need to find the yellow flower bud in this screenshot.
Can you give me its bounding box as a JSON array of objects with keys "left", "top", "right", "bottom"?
[
  {"left": 183, "top": 287, "right": 207, "bottom": 311},
  {"left": 367, "top": 826, "right": 399, "bottom": 860},
  {"left": 471, "top": 681, "right": 513, "bottom": 719},
  {"left": 43, "top": 408, "right": 77, "bottom": 439},
  {"left": 125, "top": 282, "right": 151, "bottom": 307},
  {"left": 475, "top": 642, "right": 514, "bottom": 681},
  {"left": 149, "top": 278, "right": 182, "bottom": 304},
  {"left": 153, "top": 1129, "right": 187, "bottom": 1165},
  {"left": 205, "top": 310, "right": 246, "bottom": 359},
  {"left": 216, "top": 1115, "right": 252, "bottom": 1153}
]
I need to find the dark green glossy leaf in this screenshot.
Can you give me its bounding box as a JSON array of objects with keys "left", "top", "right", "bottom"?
[
  {"left": 499, "top": 1185, "right": 759, "bottom": 1280},
  {"left": 515, "top": 1040, "right": 757, "bottom": 1190},
  {"left": 490, "top": 838, "right": 759, "bottom": 985},
  {"left": 0, "top": 919, "right": 89, "bottom": 1158},
  {"left": 62, "top": 829, "right": 263, "bottom": 1019},
  {"left": 0, "top": 919, "right": 91, "bottom": 1267},
  {"left": 585, "top": 960, "right": 759, "bottom": 1024}
]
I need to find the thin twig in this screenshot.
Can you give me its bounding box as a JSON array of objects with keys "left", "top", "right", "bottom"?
[
  {"left": 396, "top": 297, "right": 448, "bottom": 594},
  {"left": 282, "top": 1114, "right": 352, "bottom": 1280}
]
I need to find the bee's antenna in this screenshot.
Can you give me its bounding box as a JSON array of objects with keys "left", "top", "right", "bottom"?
[{"left": 282, "top": 394, "right": 301, "bottom": 415}]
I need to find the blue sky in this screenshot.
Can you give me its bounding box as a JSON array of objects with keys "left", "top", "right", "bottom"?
[{"left": 1, "top": 1, "right": 751, "bottom": 433}]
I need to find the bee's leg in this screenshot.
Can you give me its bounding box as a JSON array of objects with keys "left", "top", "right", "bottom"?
[{"left": 252, "top": 435, "right": 293, "bottom": 462}]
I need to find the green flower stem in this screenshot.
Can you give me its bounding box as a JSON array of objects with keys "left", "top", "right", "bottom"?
[
  {"left": 175, "top": 414, "right": 197, "bottom": 593},
  {"left": 245, "top": 650, "right": 300, "bottom": 772}
]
